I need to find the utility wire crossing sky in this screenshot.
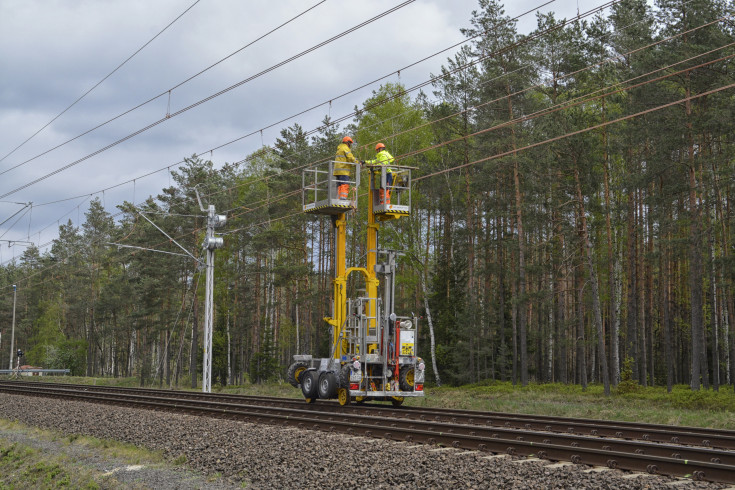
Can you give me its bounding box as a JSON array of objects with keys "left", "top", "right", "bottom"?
[{"left": 0, "top": 0, "right": 614, "bottom": 263}]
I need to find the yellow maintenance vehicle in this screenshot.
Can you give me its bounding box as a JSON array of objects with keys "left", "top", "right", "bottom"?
[{"left": 286, "top": 155, "right": 425, "bottom": 406}]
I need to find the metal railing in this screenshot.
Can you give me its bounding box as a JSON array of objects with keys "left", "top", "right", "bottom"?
[{"left": 302, "top": 160, "right": 360, "bottom": 213}]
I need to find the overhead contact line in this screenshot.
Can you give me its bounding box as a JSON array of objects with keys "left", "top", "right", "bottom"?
[
  {"left": 0, "top": 0, "right": 416, "bottom": 198},
  {"left": 4, "top": 0, "right": 565, "bottom": 210},
  {"left": 11, "top": 23, "right": 733, "bottom": 259},
  {"left": 4, "top": 68, "right": 730, "bottom": 291},
  {"left": 0, "top": 0, "right": 327, "bottom": 177},
  {"left": 2, "top": 5, "right": 730, "bottom": 287},
  {"left": 7, "top": 33, "right": 729, "bottom": 274},
  {"left": 0, "top": 0, "right": 203, "bottom": 166}
]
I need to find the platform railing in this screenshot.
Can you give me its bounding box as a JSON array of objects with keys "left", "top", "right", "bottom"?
[
  {"left": 366, "top": 164, "right": 413, "bottom": 215},
  {"left": 302, "top": 160, "right": 360, "bottom": 214}
]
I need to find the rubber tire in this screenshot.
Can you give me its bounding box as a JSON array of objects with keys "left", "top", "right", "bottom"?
[
  {"left": 399, "top": 365, "right": 415, "bottom": 391},
  {"left": 337, "top": 388, "right": 350, "bottom": 406},
  {"left": 338, "top": 363, "right": 351, "bottom": 389},
  {"left": 287, "top": 362, "right": 308, "bottom": 388},
  {"left": 318, "top": 371, "right": 337, "bottom": 399},
  {"left": 301, "top": 370, "right": 318, "bottom": 399}
]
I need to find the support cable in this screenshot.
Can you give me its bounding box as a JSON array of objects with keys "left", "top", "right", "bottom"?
[
  {"left": 0, "top": 206, "right": 31, "bottom": 241},
  {"left": 19, "top": 8, "right": 731, "bottom": 249},
  {"left": 2, "top": 13, "right": 730, "bottom": 279},
  {"left": 7, "top": 76, "right": 735, "bottom": 293},
  {"left": 0, "top": 0, "right": 412, "bottom": 192},
  {"left": 0, "top": 0, "right": 202, "bottom": 165},
  {"left": 137, "top": 211, "right": 202, "bottom": 264},
  {"left": 25, "top": 0, "right": 609, "bottom": 213}
]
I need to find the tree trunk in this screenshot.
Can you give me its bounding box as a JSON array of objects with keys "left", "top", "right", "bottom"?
[
  {"left": 507, "top": 82, "right": 528, "bottom": 386},
  {"left": 576, "top": 266, "right": 587, "bottom": 389},
  {"left": 497, "top": 213, "right": 507, "bottom": 381},
  {"left": 626, "top": 185, "right": 638, "bottom": 381},
  {"left": 603, "top": 139, "right": 619, "bottom": 385},
  {"left": 420, "top": 272, "right": 441, "bottom": 386},
  {"left": 574, "top": 167, "right": 610, "bottom": 395},
  {"left": 638, "top": 188, "right": 647, "bottom": 386}
]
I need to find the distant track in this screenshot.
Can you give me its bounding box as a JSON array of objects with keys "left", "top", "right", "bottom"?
[{"left": 1, "top": 380, "right": 733, "bottom": 483}]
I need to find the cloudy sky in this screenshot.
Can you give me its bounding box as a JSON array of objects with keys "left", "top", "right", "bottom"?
[{"left": 0, "top": 0, "right": 611, "bottom": 263}]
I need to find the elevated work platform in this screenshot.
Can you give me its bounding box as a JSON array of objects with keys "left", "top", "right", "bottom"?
[
  {"left": 302, "top": 161, "right": 360, "bottom": 215},
  {"left": 367, "top": 165, "right": 414, "bottom": 220},
  {"left": 292, "top": 154, "right": 424, "bottom": 406}
]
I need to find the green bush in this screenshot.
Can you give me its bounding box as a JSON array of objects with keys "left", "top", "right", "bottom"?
[{"left": 667, "top": 387, "right": 735, "bottom": 411}]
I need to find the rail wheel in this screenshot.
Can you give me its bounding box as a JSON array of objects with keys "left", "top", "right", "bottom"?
[
  {"left": 318, "top": 371, "right": 337, "bottom": 399},
  {"left": 287, "top": 361, "right": 308, "bottom": 388},
  {"left": 301, "top": 370, "right": 318, "bottom": 400},
  {"left": 355, "top": 396, "right": 366, "bottom": 404},
  {"left": 337, "top": 388, "right": 350, "bottom": 406},
  {"left": 391, "top": 396, "right": 404, "bottom": 407},
  {"left": 399, "top": 365, "right": 415, "bottom": 391}
]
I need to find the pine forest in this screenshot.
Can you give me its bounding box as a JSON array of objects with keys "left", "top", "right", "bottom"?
[{"left": 1, "top": 0, "right": 734, "bottom": 394}]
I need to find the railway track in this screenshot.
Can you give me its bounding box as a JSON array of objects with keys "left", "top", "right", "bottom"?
[{"left": 1, "top": 380, "right": 733, "bottom": 484}]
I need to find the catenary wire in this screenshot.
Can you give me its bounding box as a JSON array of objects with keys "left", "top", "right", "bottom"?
[
  {"left": 18, "top": 1, "right": 732, "bottom": 253},
  {"left": 0, "top": 0, "right": 202, "bottom": 166},
  {"left": 0, "top": 0, "right": 328, "bottom": 178},
  {"left": 0, "top": 0, "right": 412, "bottom": 191},
  {"left": 13, "top": 1, "right": 723, "bottom": 252},
  {"left": 8, "top": 0, "right": 557, "bottom": 210},
  {"left": 0, "top": 3, "right": 724, "bottom": 278}
]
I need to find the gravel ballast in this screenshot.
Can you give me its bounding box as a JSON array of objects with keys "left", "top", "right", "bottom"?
[{"left": 0, "top": 393, "right": 728, "bottom": 489}]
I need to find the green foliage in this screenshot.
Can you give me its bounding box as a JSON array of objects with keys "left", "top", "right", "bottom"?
[
  {"left": 0, "top": 443, "right": 77, "bottom": 488},
  {"left": 616, "top": 357, "right": 642, "bottom": 395},
  {"left": 45, "top": 340, "right": 88, "bottom": 376},
  {"left": 666, "top": 386, "right": 735, "bottom": 411},
  {"left": 1, "top": 0, "right": 734, "bottom": 395},
  {"left": 249, "top": 329, "right": 279, "bottom": 384}
]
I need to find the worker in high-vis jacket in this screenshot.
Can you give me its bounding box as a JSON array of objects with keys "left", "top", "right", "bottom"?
[
  {"left": 365, "top": 142, "right": 394, "bottom": 204},
  {"left": 334, "top": 136, "right": 358, "bottom": 200}
]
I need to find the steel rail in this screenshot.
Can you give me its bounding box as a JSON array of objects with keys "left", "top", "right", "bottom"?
[
  {"left": 4, "top": 380, "right": 733, "bottom": 451},
  {"left": 1, "top": 382, "right": 734, "bottom": 483}
]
